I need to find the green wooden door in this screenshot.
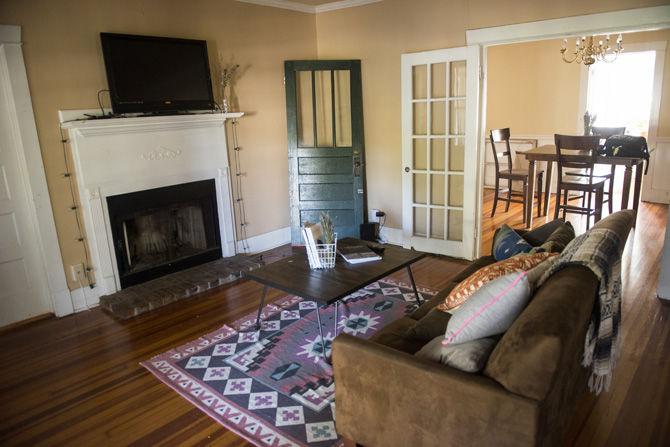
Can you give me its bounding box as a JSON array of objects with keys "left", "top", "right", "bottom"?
[{"left": 285, "top": 60, "right": 365, "bottom": 244}]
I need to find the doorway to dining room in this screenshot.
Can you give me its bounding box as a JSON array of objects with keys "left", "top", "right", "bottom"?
[{"left": 476, "top": 26, "right": 669, "bottom": 254}]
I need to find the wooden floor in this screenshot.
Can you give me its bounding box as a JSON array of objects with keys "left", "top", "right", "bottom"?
[{"left": 1, "top": 193, "right": 668, "bottom": 446}]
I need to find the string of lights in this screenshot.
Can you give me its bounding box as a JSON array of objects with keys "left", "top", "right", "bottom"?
[
  {"left": 230, "top": 118, "right": 250, "bottom": 253},
  {"left": 59, "top": 124, "right": 96, "bottom": 288}
]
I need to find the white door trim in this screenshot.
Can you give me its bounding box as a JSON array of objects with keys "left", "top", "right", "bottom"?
[
  {"left": 466, "top": 5, "right": 670, "bottom": 46},
  {"left": 0, "top": 25, "right": 73, "bottom": 318},
  {"left": 468, "top": 6, "right": 670, "bottom": 256}
]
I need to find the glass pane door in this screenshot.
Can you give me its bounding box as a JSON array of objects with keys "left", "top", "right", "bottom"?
[
  {"left": 402, "top": 47, "right": 479, "bottom": 259},
  {"left": 285, "top": 61, "right": 364, "bottom": 244}
]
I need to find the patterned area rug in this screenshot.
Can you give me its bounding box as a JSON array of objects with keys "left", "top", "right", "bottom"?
[{"left": 141, "top": 278, "right": 436, "bottom": 447}]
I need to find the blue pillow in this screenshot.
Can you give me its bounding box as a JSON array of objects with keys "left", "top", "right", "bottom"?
[{"left": 492, "top": 225, "right": 533, "bottom": 261}]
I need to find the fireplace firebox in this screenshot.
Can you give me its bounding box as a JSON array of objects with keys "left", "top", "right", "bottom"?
[{"left": 107, "top": 179, "right": 221, "bottom": 288}]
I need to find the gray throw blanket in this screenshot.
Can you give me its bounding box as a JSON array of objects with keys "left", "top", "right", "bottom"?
[{"left": 536, "top": 228, "right": 624, "bottom": 394}]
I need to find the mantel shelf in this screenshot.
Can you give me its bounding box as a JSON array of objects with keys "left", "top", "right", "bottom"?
[{"left": 59, "top": 110, "right": 244, "bottom": 136}]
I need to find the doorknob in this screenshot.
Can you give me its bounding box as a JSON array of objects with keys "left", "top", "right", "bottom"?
[
  {"left": 354, "top": 159, "right": 362, "bottom": 176},
  {"left": 404, "top": 167, "right": 410, "bottom": 173}
]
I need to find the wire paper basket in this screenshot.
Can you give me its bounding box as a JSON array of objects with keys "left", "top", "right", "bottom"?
[{"left": 308, "top": 234, "right": 337, "bottom": 269}]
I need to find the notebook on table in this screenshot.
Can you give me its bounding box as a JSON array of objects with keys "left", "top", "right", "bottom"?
[{"left": 338, "top": 245, "right": 382, "bottom": 264}]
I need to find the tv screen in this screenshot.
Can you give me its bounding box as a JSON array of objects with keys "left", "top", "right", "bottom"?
[{"left": 100, "top": 33, "right": 214, "bottom": 114}]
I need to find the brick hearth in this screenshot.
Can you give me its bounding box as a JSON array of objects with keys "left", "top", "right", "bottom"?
[{"left": 99, "top": 253, "right": 272, "bottom": 319}]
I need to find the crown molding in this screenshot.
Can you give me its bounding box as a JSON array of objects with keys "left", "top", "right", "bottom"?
[
  {"left": 315, "top": 0, "right": 382, "bottom": 13},
  {"left": 235, "top": 0, "right": 382, "bottom": 14}
]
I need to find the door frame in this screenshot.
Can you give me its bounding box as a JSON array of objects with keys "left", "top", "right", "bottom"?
[
  {"left": 0, "top": 25, "right": 73, "bottom": 318},
  {"left": 467, "top": 5, "right": 670, "bottom": 257}
]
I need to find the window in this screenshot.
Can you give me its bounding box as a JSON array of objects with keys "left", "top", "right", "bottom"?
[{"left": 586, "top": 51, "right": 656, "bottom": 137}]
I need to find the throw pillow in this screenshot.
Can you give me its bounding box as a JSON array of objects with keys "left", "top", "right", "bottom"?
[
  {"left": 437, "top": 252, "right": 557, "bottom": 311},
  {"left": 406, "top": 308, "right": 453, "bottom": 342},
  {"left": 416, "top": 336, "right": 497, "bottom": 373},
  {"left": 492, "top": 225, "right": 533, "bottom": 261},
  {"left": 539, "top": 221, "right": 575, "bottom": 253},
  {"left": 443, "top": 271, "right": 532, "bottom": 345}
]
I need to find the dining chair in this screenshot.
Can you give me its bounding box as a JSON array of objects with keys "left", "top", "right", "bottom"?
[
  {"left": 564, "top": 127, "right": 624, "bottom": 215},
  {"left": 554, "top": 134, "right": 606, "bottom": 229},
  {"left": 591, "top": 126, "right": 625, "bottom": 213},
  {"left": 490, "top": 128, "right": 544, "bottom": 223}
]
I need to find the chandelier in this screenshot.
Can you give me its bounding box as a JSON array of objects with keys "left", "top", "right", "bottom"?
[{"left": 560, "top": 34, "right": 623, "bottom": 65}]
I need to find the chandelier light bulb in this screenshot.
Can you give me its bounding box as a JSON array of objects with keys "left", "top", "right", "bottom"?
[{"left": 561, "top": 33, "right": 623, "bottom": 65}]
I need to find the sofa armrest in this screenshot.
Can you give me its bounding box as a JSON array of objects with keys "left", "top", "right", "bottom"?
[{"left": 332, "top": 334, "right": 540, "bottom": 447}]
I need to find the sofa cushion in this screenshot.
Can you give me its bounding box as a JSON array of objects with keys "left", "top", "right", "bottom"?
[
  {"left": 369, "top": 317, "right": 426, "bottom": 354},
  {"left": 407, "top": 308, "right": 452, "bottom": 342},
  {"left": 415, "top": 336, "right": 497, "bottom": 373},
  {"left": 437, "top": 252, "right": 557, "bottom": 311},
  {"left": 493, "top": 225, "right": 533, "bottom": 260},
  {"left": 532, "top": 221, "right": 575, "bottom": 253},
  {"left": 410, "top": 285, "right": 454, "bottom": 320},
  {"left": 520, "top": 219, "right": 565, "bottom": 246},
  {"left": 490, "top": 220, "right": 564, "bottom": 255},
  {"left": 484, "top": 266, "right": 599, "bottom": 400},
  {"left": 444, "top": 272, "right": 532, "bottom": 345}
]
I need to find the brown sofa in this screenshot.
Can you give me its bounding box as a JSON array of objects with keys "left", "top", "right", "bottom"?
[{"left": 332, "top": 210, "right": 635, "bottom": 447}]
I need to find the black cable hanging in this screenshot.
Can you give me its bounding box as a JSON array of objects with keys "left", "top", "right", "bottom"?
[
  {"left": 230, "top": 118, "right": 251, "bottom": 253},
  {"left": 59, "top": 124, "right": 96, "bottom": 288}
]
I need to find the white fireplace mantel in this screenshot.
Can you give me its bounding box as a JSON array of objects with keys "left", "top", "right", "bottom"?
[{"left": 60, "top": 111, "right": 242, "bottom": 299}]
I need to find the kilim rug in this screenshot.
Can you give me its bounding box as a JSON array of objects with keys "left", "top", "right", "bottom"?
[{"left": 141, "top": 278, "right": 436, "bottom": 447}]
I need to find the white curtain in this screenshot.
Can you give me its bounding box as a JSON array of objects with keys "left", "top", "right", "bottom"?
[{"left": 586, "top": 51, "right": 656, "bottom": 137}]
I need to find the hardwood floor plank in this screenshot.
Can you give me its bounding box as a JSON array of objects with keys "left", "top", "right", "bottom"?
[{"left": 0, "top": 195, "right": 667, "bottom": 446}]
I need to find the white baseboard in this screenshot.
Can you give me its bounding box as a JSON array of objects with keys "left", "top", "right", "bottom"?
[
  {"left": 380, "top": 226, "right": 403, "bottom": 246},
  {"left": 51, "top": 289, "right": 75, "bottom": 317},
  {"left": 237, "top": 226, "right": 291, "bottom": 254},
  {"left": 69, "top": 285, "right": 103, "bottom": 312}
]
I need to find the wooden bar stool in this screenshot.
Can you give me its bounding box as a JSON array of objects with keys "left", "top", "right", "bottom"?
[
  {"left": 554, "top": 134, "right": 606, "bottom": 229},
  {"left": 490, "top": 128, "right": 543, "bottom": 224}
]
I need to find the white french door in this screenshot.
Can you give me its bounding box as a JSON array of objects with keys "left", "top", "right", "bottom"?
[{"left": 401, "top": 46, "right": 480, "bottom": 259}]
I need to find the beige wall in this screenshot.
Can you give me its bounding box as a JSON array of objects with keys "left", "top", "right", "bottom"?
[
  {"left": 486, "top": 30, "right": 670, "bottom": 137},
  {"left": 315, "top": 0, "right": 668, "bottom": 231},
  {"left": 0, "top": 0, "right": 317, "bottom": 289},
  {"left": 1, "top": 0, "right": 667, "bottom": 293}
]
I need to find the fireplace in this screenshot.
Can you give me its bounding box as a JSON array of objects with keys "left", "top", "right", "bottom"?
[
  {"left": 59, "top": 112, "right": 239, "bottom": 311},
  {"left": 107, "top": 180, "right": 222, "bottom": 288}
]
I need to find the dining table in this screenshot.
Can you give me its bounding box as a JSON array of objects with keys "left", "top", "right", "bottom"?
[{"left": 521, "top": 144, "right": 645, "bottom": 228}]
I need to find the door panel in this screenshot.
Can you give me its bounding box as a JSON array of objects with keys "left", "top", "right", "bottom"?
[
  {"left": 0, "top": 46, "right": 51, "bottom": 326},
  {"left": 285, "top": 60, "right": 365, "bottom": 244},
  {"left": 402, "top": 47, "right": 480, "bottom": 259},
  {"left": 299, "top": 157, "right": 351, "bottom": 174}
]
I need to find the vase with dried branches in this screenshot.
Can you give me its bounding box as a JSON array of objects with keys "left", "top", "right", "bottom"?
[{"left": 218, "top": 62, "right": 240, "bottom": 113}]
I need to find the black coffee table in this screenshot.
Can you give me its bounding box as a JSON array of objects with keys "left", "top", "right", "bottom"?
[{"left": 243, "top": 238, "right": 426, "bottom": 361}]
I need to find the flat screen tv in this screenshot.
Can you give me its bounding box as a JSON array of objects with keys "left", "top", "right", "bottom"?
[{"left": 100, "top": 33, "right": 215, "bottom": 114}]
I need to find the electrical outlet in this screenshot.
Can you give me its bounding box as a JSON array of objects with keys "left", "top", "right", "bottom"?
[
  {"left": 70, "top": 263, "right": 86, "bottom": 283},
  {"left": 368, "top": 208, "right": 380, "bottom": 223}
]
